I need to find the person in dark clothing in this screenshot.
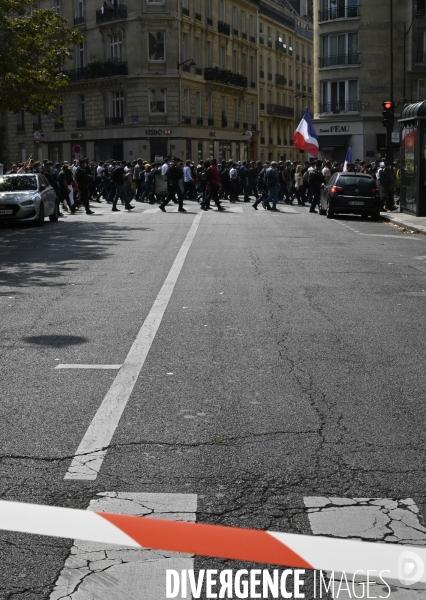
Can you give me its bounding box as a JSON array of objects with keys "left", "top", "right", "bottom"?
[
  {"left": 308, "top": 160, "right": 325, "bottom": 214},
  {"left": 74, "top": 160, "right": 95, "bottom": 214},
  {"left": 159, "top": 157, "right": 185, "bottom": 212},
  {"left": 248, "top": 161, "right": 259, "bottom": 199},
  {"left": 58, "top": 165, "right": 74, "bottom": 213},
  {"left": 111, "top": 160, "right": 134, "bottom": 211}
]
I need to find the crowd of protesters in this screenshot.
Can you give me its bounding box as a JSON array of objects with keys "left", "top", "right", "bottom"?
[{"left": 6, "top": 154, "right": 400, "bottom": 215}]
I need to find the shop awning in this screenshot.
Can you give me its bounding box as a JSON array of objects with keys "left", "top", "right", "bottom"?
[
  {"left": 318, "top": 135, "right": 350, "bottom": 149},
  {"left": 400, "top": 101, "right": 426, "bottom": 121}
]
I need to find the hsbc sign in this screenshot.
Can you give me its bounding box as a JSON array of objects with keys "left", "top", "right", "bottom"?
[{"left": 145, "top": 129, "right": 172, "bottom": 136}]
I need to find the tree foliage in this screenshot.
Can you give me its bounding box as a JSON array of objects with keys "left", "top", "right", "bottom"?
[{"left": 0, "top": 0, "right": 84, "bottom": 114}]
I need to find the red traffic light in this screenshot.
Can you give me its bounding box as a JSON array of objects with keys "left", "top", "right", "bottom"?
[{"left": 383, "top": 101, "right": 393, "bottom": 110}]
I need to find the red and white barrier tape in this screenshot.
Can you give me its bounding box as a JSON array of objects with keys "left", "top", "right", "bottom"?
[{"left": 1, "top": 500, "right": 425, "bottom": 582}]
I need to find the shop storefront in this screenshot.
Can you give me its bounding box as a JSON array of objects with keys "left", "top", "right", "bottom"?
[{"left": 399, "top": 101, "right": 426, "bottom": 217}]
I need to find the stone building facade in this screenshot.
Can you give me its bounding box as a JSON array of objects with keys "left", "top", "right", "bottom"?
[
  {"left": 313, "top": 0, "right": 426, "bottom": 163},
  {"left": 2, "top": 0, "right": 312, "bottom": 167}
]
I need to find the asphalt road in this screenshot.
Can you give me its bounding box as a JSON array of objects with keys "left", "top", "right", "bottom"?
[{"left": 1, "top": 199, "right": 426, "bottom": 599}]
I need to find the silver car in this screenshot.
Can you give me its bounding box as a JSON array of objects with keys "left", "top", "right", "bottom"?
[{"left": 0, "top": 173, "right": 59, "bottom": 226}]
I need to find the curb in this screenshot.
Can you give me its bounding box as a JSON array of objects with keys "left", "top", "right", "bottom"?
[{"left": 380, "top": 213, "right": 426, "bottom": 235}]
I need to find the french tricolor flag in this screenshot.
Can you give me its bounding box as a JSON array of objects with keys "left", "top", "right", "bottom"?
[{"left": 293, "top": 109, "right": 319, "bottom": 157}]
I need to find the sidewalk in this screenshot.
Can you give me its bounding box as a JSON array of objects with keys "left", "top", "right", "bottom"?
[{"left": 380, "top": 210, "right": 426, "bottom": 234}]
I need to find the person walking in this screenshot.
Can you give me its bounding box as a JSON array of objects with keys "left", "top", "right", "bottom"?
[
  {"left": 263, "top": 161, "right": 280, "bottom": 210},
  {"left": 183, "top": 160, "right": 195, "bottom": 200},
  {"left": 308, "top": 160, "right": 325, "bottom": 214},
  {"left": 74, "top": 159, "right": 95, "bottom": 215},
  {"left": 159, "top": 157, "right": 185, "bottom": 212},
  {"left": 200, "top": 158, "right": 225, "bottom": 211},
  {"left": 58, "top": 164, "right": 75, "bottom": 213},
  {"left": 112, "top": 160, "right": 134, "bottom": 211}
]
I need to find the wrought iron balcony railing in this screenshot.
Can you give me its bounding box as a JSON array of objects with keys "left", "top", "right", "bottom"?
[
  {"left": 204, "top": 67, "right": 247, "bottom": 88},
  {"left": 319, "top": 101, "right": 361, "bottom": 113},
  {"left": 61, "top": 60, "right": 128, "bottom": 82},
  {"left": 96, "top": 4, "right": 127, "bottom": 23},
  {"left": 319, "top": 5, "right": 360, "bottom": 21},
  {"left": 266, "top": 104, "right": 294, "bottom": 117}
]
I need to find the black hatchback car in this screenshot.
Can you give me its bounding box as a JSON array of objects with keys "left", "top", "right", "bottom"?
[{"left": 319, "top": 172, "right": 381, "bottom": 219}]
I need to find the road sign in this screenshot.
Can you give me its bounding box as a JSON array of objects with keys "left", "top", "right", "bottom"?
[
  {"left": 33, "top": 131, "right": 44, "bottom": 140},
  {"left": 73, "top": 145, "right": 81, "bottom": 154},
  {"left": 391, "top": 132, "right": 400, "bottom": 144}
]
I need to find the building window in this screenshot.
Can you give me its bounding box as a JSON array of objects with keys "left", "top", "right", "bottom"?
[
  {"left": 411, "top": 79, "right": 426, "bottom": 102},
  {"left": 109, "top": 34, "right": 123, "bottom": 61},
  {"left": 320, "top": 0, "right": 360, "bottom": 20},
  {"left": 250, "top": 56, "right": 255, "bottom": 82},
  {"left": 221, "top": 96, "right": 226, "bottom": 116},
  {"left": 208, "top": 94, "right": 213, "bottom": 117},
  {"left": 232, "top": 50, "right": 238, "bottom": 72},
  {"left": 243, "top": 100, "right": 247, "bottom": 123},
  {"left": 76, "top": 42, "right": 84, "bottom": 69},
  {"left": 195, "top": 0, "right": 201, "bottom": 15},
  {"left": 182, "top": 32, "right": 189, "bottom": 62},
  {"left": 33, "top": 114, "right": 42, "bottom": 130},
  {"left": 183, "top": 89, "right": 190, "bottom": 116},
  {"left": 417, "top": 31, "right": 426, "bottom": 63},
  {"left": 232, "top": 7, "right": 238, "bottom": 30},
  {"left": 206, "top": 41, "right": 212, "bottom": 67},
  {"left": 111, "top": 90, "right": 125, "bottom": 118},
  {"left": 77, "top": 94, "right": 85, "bottom": 121},
  {"left": 75, "top": 0, "right": 83, "bottom": 19},
  {"left": 147, "top": 0, "right": 165, "bottom": 4},
  {"left": 206, "top": 0, "right": 212, "bottom": 20},
  {"left": 150, "top": 89, "right": 166, "bottom": 113},
  {"left": 234, "top": 98, "right": 238, "bottom": 122},
  {"left": 321, "top": 33, "right": 359, "bottom": 67},
  {"left": 148, "top": 32, "right": 165, "bottom": 61},
  {"left": 17, "top": 110, "right": 25, "bottom": 131},
  {"left": 241, "top": 11, "right": 246, "bottom": 34},
  {"left": 182, "top": 0, "right": 189, "bottom": 9},
  {"left": 220, "top": 45, "right": 226, "bottom": 69},
  {"left": 195, "top": 37, "right": 201, "bottom": 67},
  {"left": 321, "top": 79, "right": 358, "bottom": 112},
  {"left": 220, "top": 0, "right": 225, "bottom": 21},
  {"left": 52, "top": 0, "right": 61, "bottom": 15},
  {"left": 196, "top": 92, "right": 202, "bottom": 118}
]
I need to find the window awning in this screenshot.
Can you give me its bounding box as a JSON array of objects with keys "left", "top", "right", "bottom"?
[{"left": 318, "top": 135, "right": 350, "bottom": 149}]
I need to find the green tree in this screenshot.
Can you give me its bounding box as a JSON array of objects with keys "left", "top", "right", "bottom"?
[{"left": 0, "top": 0, "right": 84, "bottom": 114}]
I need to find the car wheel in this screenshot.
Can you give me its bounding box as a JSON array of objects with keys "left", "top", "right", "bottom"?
[
  {"left": 36, "top": 203, "right": 44, "bottom": 226},
  {"left": 49, "top": 201, "right": 59, "bottom": 222},
  {"left": 326, "top": 202, "right": 334, "bottom": 219}
]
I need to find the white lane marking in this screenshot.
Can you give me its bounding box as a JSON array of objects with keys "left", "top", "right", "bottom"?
[
  {"left": 414, "top": 256, "right": 426, "bottom": 260},
  {"left": 55, "top": 364, "right": 122, "bottom": 370},
  {"left": 278, "top": 206, "right": 299, "bottom": 213},
  {"left": 333, "top": 219, "right": 421, "bottom": 240},
  {"left": 65, "top": 213, "right": 203, "bottom": 480},
  {"left": 305, "top": 497, "right": 426, "bottom": 597},
  {"left": 49, "top": 492, "right": 197, "bottom": 600}
]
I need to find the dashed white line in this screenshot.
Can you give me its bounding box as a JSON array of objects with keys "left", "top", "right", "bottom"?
[
  {"left": 55, "top": 364, "right": 122, "bottom": 370},
  {"left": 65, "top": 213, "right": 203, "bottom": 480}
]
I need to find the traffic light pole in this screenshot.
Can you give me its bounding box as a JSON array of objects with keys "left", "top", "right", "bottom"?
[{"left": 387, "top": 0, "right": 394, "bottom": 163}]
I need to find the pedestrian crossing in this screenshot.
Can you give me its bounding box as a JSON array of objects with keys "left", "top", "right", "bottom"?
[{"left": 47, "top": 494, "right": 426, "bottom": 599}]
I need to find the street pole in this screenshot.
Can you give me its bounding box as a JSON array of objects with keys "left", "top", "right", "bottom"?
[
  {"left": 403, "top": 22, "right": 406, "bottom": 99},
  {"left": 386, "top": 0, "right": 394, "bottom": 163}
]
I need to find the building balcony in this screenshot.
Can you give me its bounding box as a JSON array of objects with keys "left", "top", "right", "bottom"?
[
  {"left": 277, "top": 138, "right": 282, "bottom": 145},
  {"left": 250, "top": 81, "right": 255, "bottom": 88},
  {"left": 302, "top": 85, "right": 306, "bottom": 91},
  {"left": 206, "top": 16, "right": 213, "bottom": 25},
  {"left": 218, "top": 21, "right": 230, "bottom": 35},
  {"left": 319, "top": 5, "right": 360, "bottom": 21},
  {"left": 319, "top": 101, "right": 360, "bottom": 113},
  {"left": 204, "top": 67, "right": 247, "bottom": 88},
  {"left": 208, "top": 117, "right": 214, "bottom": 126},
  {"left": 74, "top": 16, "right": 85, "bottom": 25},
  {"left": 275, "top": 40, "right": 287, "bottom": 54},
  {"left": 182, "top": 7, "right": 190, "bottom": 15},
  {"left": 233, "top": 28, "right": 239, "bottom": 36},
  {"left": 296, "top": 83, "right": 301, "bottom": 90},
  {"left": 195, "top": 12, "right": 201, "bottom": 20},
  {"left": 182, "top": 116, "right": 191, "bottom": 124},
  {"left": 319, "top": 54, "right": 360, "bottom": 68},
  {"left": 76, "top": 119, "right": 86, "bottom": 128},
  {"left": 196, "top": 117, "right": 203, "bottom": 125},
  {"left": 250, "top": 35, "right": 256, "bottom": 43},
  {"left": 267, "top": 38, "right": 272, "bottom": 47},
  {"left": 288, "top": 79, "right": 293, "bottom": 86},
  {"left": 259, "top": 69, "right": 265, "bottom": 78},
  {"left": 288, "top": 48, "right": 293, "bottom": 56},
  {"left": 275, "top": 74, "right": 286, "bottom": 85},
  {"left": 269, "top": 137, "right": 273, "bottom": 144},
  {"left": 242, "top": 32, "right": 247, "bottom": 40},
  {"left": 296, "top": 54, "right": 300, "bottom": 61},
  {"left": 183, "top": 64, "right": 191, "bottom": 72},
  {"left": 259, "top": 33, "right": 264, "bottom": 44},
  {"left": 96, "top": 5, "right": 127, "bottom": 23},
  {"left": 251, "top": 123, "right": 256, "bottom": 130},
  {"left": 260, "top": 103, "right": 265, "bottom": 110},
  {"left": 61, "top": 60, "right": 128, "bottom": 82},
  {"left": 267, "top": 104, "right": 294, "bottom": 117},
  {"left": 54, "top": 122, "right": 64, "bottom": 130},
  {"left": 234, "top": 121, "right": 240, "bottom": 128},
  {"left": 195, "top": 67, "right": 202, "bottom": 75},
  {"left": 268, "top": 72, "right": 272, "bottom": 81},
  {"left": 105, "top": 116, "right": 124, "bottom": 125},
  {"left": 243, "top": 122, "right": 248, "bottom": 129}
]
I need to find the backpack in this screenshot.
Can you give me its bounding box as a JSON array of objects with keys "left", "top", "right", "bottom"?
[
  {"left": 308, "top": 169, "right": 322, "bottom": 188},
  {"left": 204, "top": 167, "right": 214, "bottom": 183},
  {"left": 266, "top": 167, "right": 279, "bottom": 188}
]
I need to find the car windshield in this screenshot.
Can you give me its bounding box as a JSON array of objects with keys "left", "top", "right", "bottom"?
[
  {"left": 0, "top": 175, "right": 38, "bottom": 191},
  {"left": 338, "top": 176, "right": 374, "bottom": 188}
]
